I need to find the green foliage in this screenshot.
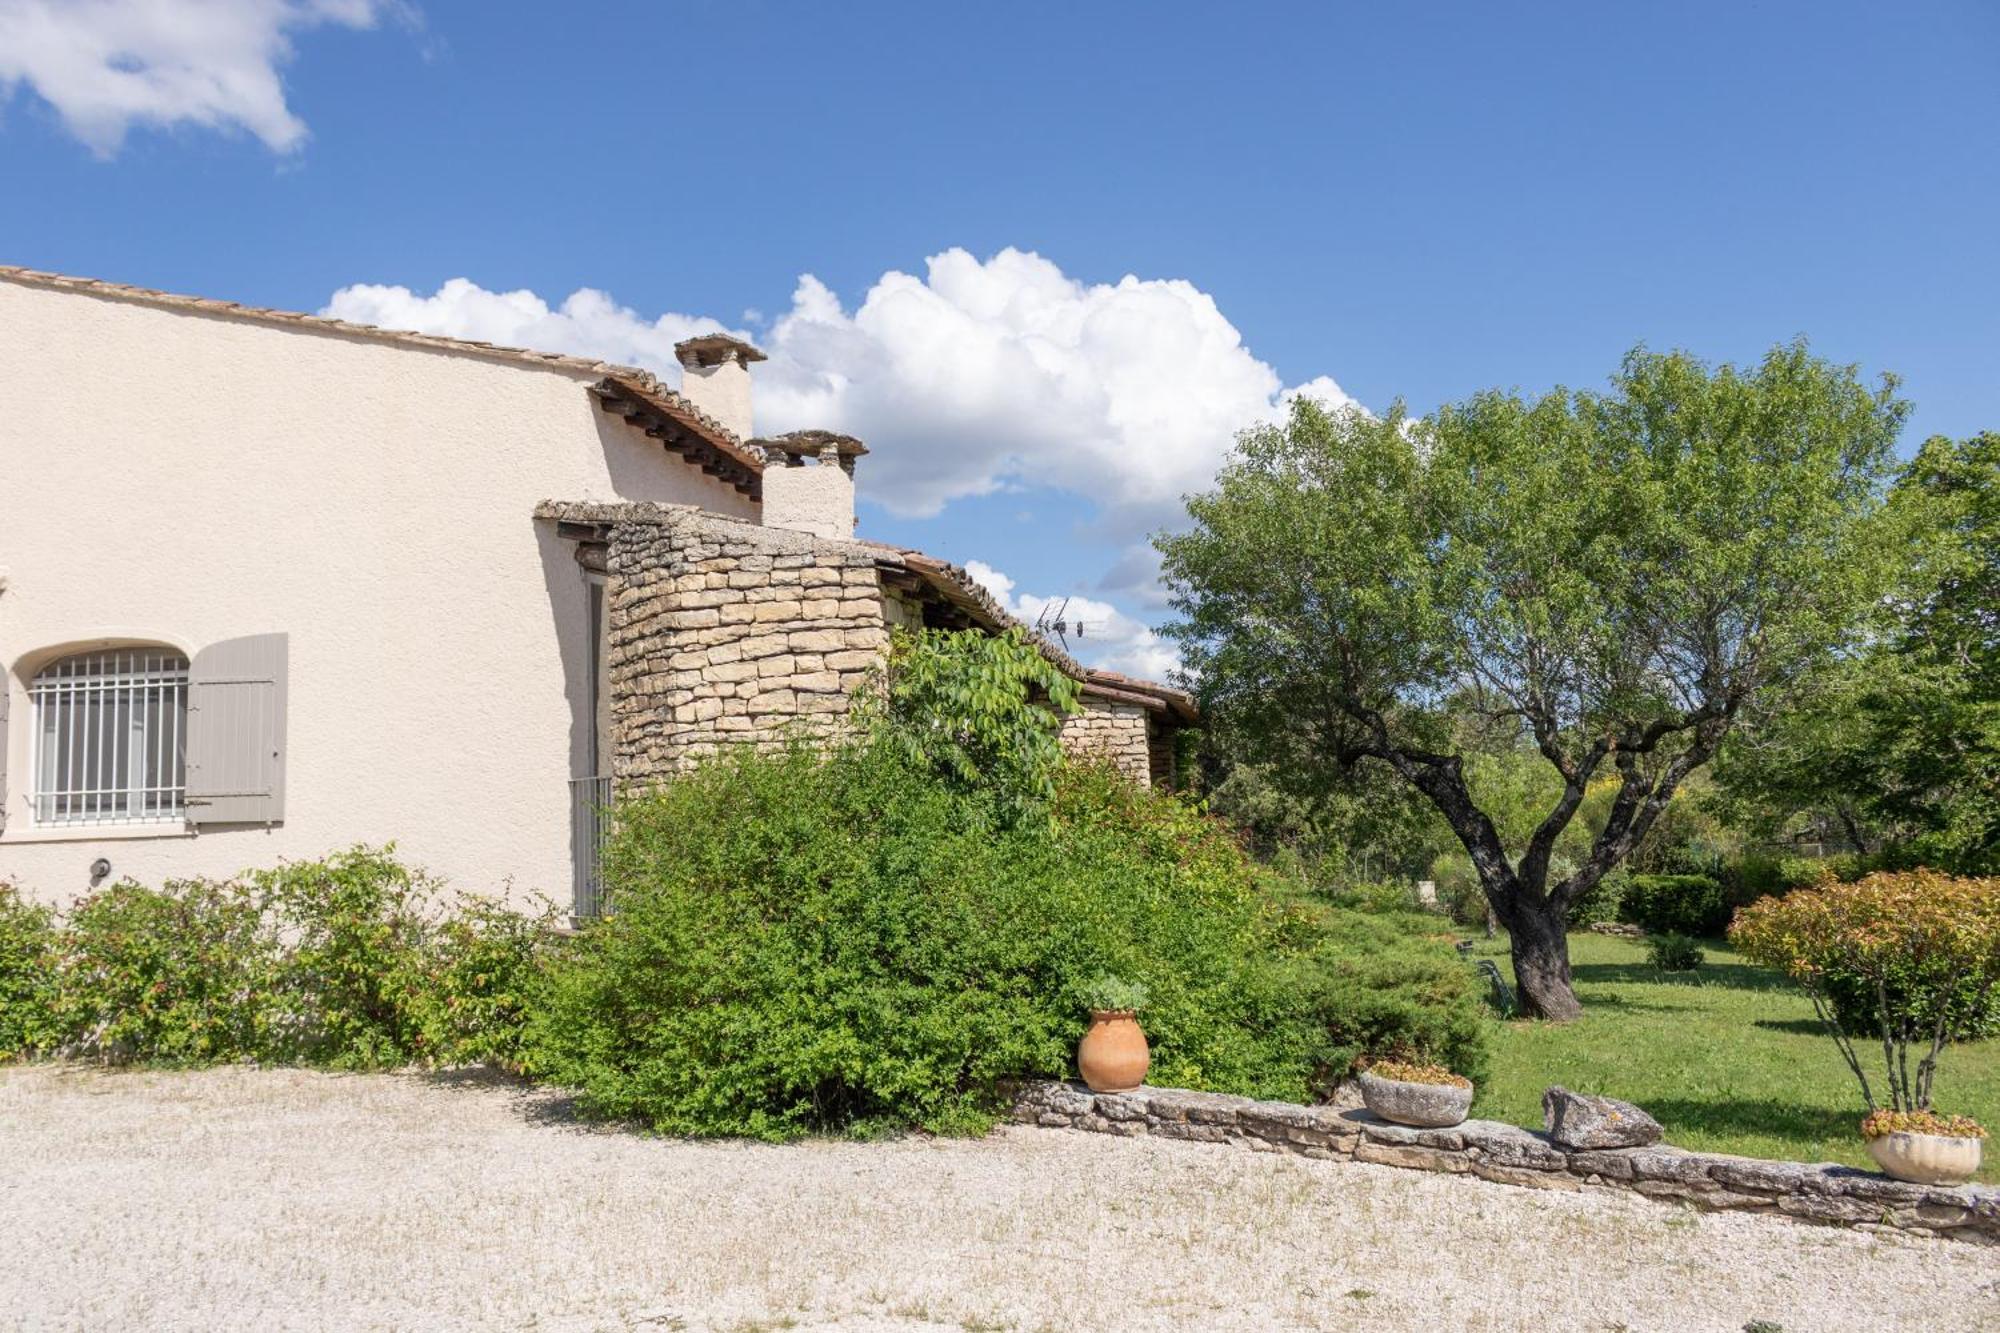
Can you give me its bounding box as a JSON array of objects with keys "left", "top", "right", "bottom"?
[
  {"left": 1327, "top": 879, "right": 1416, "bottom": 914},
  {"left": 1732, "top": 871, "right": 2000, "bottom": 1113},
  {"left": 878, "top": 626, "right": 1080, "bottom": 822},
  {"left": 524, "top": 739, "right": 1487, "bottom": 1139},
  {"left": 1647, "top": 933, "right": 1705, "bottom": 972},
  {"left": 1713, "top": 432, "right": 2000, "bottom": 875},
  {"left": 1081, "top": 976, "right": 1151, "bottom": 1013},
  {"left": 33, "top": 849, "right": 554, "bottom": 1070},
  {"left": 249, "top": 848, "right": 437, "bottom": 1068},
  {"left": 0, "top": 883, "right": 59, "bottom": 1059},
  {"left": 1298, "top": 905, "right": 1490, "bottom": 1084},
  {"left": 1621, "top": 874, "right": 1730, "bottom": 938},
  {"left": 1471, "top": 932, "right": 2000, "bottom": 1178},
  {"left": 1567, "top": 869, "right": 1625, "bottom": 928},
  {"left": 51, "top": 877, "right": 279, "bottom": 1065},
  {"left": 1158, "top": 341, "right": 1909, "bottom": 1017},
  {"left": 407, "top": 894, "right": 561, "bottom": 1069}
]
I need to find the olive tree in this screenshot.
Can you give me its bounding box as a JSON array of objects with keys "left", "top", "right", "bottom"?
[{"left": 1157, "top": 343, "right": 1907, "bottom": 1019}]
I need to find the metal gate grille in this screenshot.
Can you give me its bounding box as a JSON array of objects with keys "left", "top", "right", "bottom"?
[
  {"left": 31, "top": 648, "right": 190, "bottom": 825},
  {"left": 570, "top": 775, "right": 613, "bottom": 918}
]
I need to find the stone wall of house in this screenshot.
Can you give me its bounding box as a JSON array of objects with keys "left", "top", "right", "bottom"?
[
  {"left": 1147, "top": 723, "right": 1175, "bottom": 790},
  {"left": 1060, "top": 698, "right": 1154, "bottom": 787},
  {"left": 1012, "top": 1081, "right": 2000, "bottom": 1245},
  {"left": 571, "top": 502, "right": 1188, "bottom": 792},
  {"left": 605, "top": 509, "right": 888, "bottom": 784}
]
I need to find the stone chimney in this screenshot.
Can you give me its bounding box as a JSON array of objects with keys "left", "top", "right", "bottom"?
[
  {"left": 753, "top": 430, "right": 869, "bottom": 540},
  {"left": 673, "top": 333, "right": 765, "bottom": 441}
]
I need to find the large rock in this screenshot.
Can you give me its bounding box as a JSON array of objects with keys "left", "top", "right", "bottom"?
[{"left": 1542, "top": 1086, "right": 1663, "bottom": 1150}]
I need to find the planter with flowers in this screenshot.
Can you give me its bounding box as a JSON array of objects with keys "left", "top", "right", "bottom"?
[
  {"left": 1358, "top": 1058, "right": 1474, "bottom": 1128},
  {"left": 1077, "top": 977, "right": 1151, "bottom": 1093},
  {"left": 1862, "top": 1110, "right": 1986, "bottom": 1187},
  {"left": 1733, "top": 870, "right": 1999, "bottom": 1187}
]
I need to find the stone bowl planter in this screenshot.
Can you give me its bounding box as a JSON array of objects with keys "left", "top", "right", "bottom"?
[
  {"left": 1078, "top": 1010, "right": 1150, "bottom": 1093},
  {"left": 1867, "top": 1130, "right": 1983, "bottom": 1186},
  {"left": 1358, "top": 1070, "right": 1473, "bottom": 1128}
]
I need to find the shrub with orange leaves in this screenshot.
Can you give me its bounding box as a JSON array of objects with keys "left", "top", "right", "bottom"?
[{"left": 1731, "top": 870, "right": 2000, "bottom": 1120}]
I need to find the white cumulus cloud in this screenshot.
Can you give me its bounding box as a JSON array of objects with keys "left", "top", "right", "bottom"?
[
  {"left": 322, "top": 247, "right": 1356, "bottom": 523},
  {"left": 320, "top": 247, "right": 1357, "bottom": 680},
  {"left": 965, "top": 560, "right": 1181, "bottom": 682},
  {"left": 0, "top": 0, "right": 406, "bottom": 155},
  {"left": 323, "top": 277, "right": 744, "bottom": 373}
]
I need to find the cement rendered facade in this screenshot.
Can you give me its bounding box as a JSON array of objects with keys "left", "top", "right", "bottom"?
[
  {"left": 0, "top": 271, "right": 753, "bottom": 906},
  {"left": 0, "top": 268, "right": 1191, "bottom": 912}
]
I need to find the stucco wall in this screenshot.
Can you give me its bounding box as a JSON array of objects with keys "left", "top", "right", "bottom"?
[{"left": 0, "top": 277, "right": 757, "bottom": 906}]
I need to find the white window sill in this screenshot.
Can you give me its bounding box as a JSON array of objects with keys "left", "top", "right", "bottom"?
[{"left": 0, "top": 822, "right": 195, "bottom": 845}]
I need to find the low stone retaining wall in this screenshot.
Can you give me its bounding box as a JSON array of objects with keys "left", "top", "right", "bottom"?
[{"left": 1011, "top": 1081, "right": 1999, "bottom": 1245}]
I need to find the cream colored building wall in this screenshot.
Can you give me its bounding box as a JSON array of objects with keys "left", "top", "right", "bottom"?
[{"left": 0, "top": 277, "right": 756, "bottom": 907}]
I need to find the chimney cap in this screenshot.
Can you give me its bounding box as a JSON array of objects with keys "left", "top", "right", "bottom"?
[
  {"left": 751, "top": 429, "right": 869, "bottom": 463},
  {"left": 674, "top": 333, "right": 767, "bottom": 368}
]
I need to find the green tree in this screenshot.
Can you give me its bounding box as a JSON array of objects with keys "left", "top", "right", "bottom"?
[
  {"left": 876, "top": 626, "right": 1080, "bottom": 823},
  {"left": 1714, "top": 432, "right": 2000, "bottom": 872},
  {"left": 1158, "top": 342, "right": 1908, "bottom": 1019}
]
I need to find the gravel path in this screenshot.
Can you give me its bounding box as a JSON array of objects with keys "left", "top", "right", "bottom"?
[{"left": 1, "top": 1065, "right": 1993, "bottom": 1332}]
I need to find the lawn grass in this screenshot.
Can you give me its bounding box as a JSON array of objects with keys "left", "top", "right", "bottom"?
[{"left": 1468, "top": 931, "right": 2000, "bottom": 1180}]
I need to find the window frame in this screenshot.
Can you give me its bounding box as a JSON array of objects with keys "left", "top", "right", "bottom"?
[{"left": 27, "top": 646, "right": 191, "bottom": 828}]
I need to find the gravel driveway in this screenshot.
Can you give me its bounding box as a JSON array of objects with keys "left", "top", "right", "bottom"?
[{"left": 1, "top": 1065, "right": 1992, "bottom": 1332}]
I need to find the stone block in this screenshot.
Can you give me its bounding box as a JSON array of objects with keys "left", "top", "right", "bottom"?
[
  {"left": 1625, "top": 1148, "right": 1716, "bottom": 1185},
  {"left": 1354, "top": 1142, "right": 1470, "bottom": 1173},
  {"left": 1566, "top": 1150, "right": 1638, "bottom": 1181},
  {"left": 789, "top": 630, "right": 846, "bottom": 653},
  {"left": 1543, "top": 1087, "right": 1664, "bottom": 1150},
  {"left": 1473, "top": 1161, "right": 1581, "bottom": 1191}
]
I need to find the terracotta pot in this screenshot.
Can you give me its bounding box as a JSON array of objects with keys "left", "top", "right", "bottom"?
[
  {"left": 1358, "top": 1071, "right": 1473, "bottom": 1128},
  {"left": 1866, "top": 1130, "right": 1983, "bottom": 1186},
  {"left": 1078, "top": 1010, "right": 1150, "bottom": 1093}
]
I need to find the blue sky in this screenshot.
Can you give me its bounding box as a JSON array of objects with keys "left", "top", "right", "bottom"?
[{"left": 3, "top": 1, "right": 1995, "bottom": 675}]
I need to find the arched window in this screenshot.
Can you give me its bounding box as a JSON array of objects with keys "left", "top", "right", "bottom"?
[{"left": 31, "top": 648, "right": 189, "bottom": 825}]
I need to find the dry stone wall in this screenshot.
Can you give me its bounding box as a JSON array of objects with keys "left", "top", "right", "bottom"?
[
  {"left": 1060, "top": 698, "right": 1153, "bottom": 786},
  {"left": 1012, "top": 1081, "right": 2000, "bottom": 1245},
  {"left": 605, "top": 508, "right": 888, "bottom": 783},
  {"left": 545, "top": 500, "right": 1188, "bottom": 791}
]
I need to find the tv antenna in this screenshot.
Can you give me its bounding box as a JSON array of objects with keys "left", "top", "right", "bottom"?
[{"left": 1034, "top": 597, "right": 1095, "bottom": 650}]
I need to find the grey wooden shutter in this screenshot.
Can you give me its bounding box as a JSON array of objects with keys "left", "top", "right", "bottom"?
[{"left": 185, "top": 633, "right": 287, "bottom": 825}]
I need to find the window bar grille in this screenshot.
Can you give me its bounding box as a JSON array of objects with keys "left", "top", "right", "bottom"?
[
  {"left": 30, "top": 650, "right": 188, "bottom": 826},
  {"left": 570, "top": 775, "right": 614, "bottom": 918}
]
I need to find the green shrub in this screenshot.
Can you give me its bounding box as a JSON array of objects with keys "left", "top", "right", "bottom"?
[
  {"left": 1294, "top": 906, "right": 1488, "bottom": 1085},
  {"left": 524, "top": 739, "right": 1486, "bottom": 1139},
  {"left": 407, "top": 894, "right": 561, "bottom": 1069},
  {"left": 1821, "top": 946, "right": 2000, "bottom": 1042},
  {"left": 249, "top": 848, "right": 437, "bottom": 1068},
  {"left": 1621, "top": 873, "right": 1730, "bottom": 937},
  {"left": 878, "top": 625, "right": 1080, "bottom": 823},
  {"left": 1081, "top": 976, "right": 1151, "bottom": 1013},
  {"left": 1567, "top": 870, "right": 1626, "bottom": 928},
  {"left": 1328, "top": 879, "right": 1416, "bottom": 914},
  {"left": 0, "top": 883, "right": 59, "bottom": 1059},
  {"left": 37, "top": 849, "right": 554, "bottom": 1070},
  {"left": 1733, "top": 871, "right": 2000, "bottom": 1115},
  {"left": 51, "top": 877, "right": 279, "bottom": 1065},
  {"left": 1647, "top": 932, "right": 1705, "bottom": 972}
]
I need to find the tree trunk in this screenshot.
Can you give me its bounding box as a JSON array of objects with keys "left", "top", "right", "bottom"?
[{"left": 1508, "top": 905, "right": 1582, "bottom": 1021}]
